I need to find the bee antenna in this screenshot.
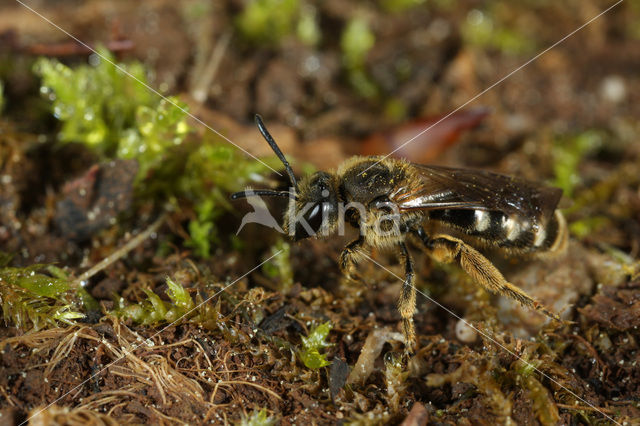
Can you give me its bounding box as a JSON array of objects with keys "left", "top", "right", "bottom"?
[
  {"left": 255, "top": 114, "right": 298, "bottom": 190},
  {"left": 231, "top": 190, "right": 296, "bottom": 200}
]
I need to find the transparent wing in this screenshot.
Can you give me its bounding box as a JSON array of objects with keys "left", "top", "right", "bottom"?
[{"left": 391, "top": 164, "right": 562, "bottom": 222}]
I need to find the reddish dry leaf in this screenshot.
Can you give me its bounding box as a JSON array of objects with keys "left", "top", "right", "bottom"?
[
  {"left": 400, "top": 402, "right": 429, "bottom": 426},
  {"left": 360, "top": 107, "right": 489, "bottom": 163}
]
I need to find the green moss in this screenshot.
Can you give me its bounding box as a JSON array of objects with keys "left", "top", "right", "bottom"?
[
  {"left": 0, "top": 263, "right": 70, "bottom": 298},
  {"left": 77, "top": 287, "right": 101, "bottom": 312},
  {"left": 114, "top": 277, "right": 197, "bottom": 325},
  {"left": 181, "top": 138, "right": 284, "bottom": 257},
  {"left": 34, "top": 49, "right": 291, "bottom": 258},
  {"left": 186, "top": 198, "right": 219, "bottom": 258},
  {"left": 296, "top": 6, "right": 321, "bottom": 46},
  {"left": 165, "top": 277, "right": 196, "bottom": 319},
  {"left": 568, "top": 216, "right": 609, "bottom": 238},
  {"left": 262, "top": 239, "right": 293, "bottom": 293},
  {"left": 513, "top": 358, "right": 543, "bottom": 378},
  {"left": 298, "top": 321, "right": 333, "bottom": 369},
  {"left": 235, "top": 0, "right": 321, "bottom": 47},
  {"left": 341, "top": 17, "right": 379, "bottom": 99},
  {"left": 341, "top": 18, "right": 375, "bottom": 70},
  {"left": 523, "top": 375, "right": 560, "bottom": 424},
  {"left": 182, "top": 138, "right": 283, "bottom": 200},
  {"left": 237, "top": 408, "right": 277, "bottom": 426},
  {"left": 553, "top": 131, "right": 602, "bottom": 199},
  {"left": 236, "top": 0, "right": 322, "bottom": 46},
  {"left": 0, "top": 255, "right": 83, "bottom": 329},
  {"left": 384, "top": 352, "right": 409, "bottom": 412},
  {"left": 119, "top": 97, "right": 192, "bottom": 179},
  {"left": 461, "top": 7, "right": 536, "bottom": 55},
  {"left": 34, "top": 48, "right": 192, "bottom": 180},
  {"left": 236, "top": 0, "right": 300, "bottom": 45},
  {"left": 35, "top": 48, "right": 153, "bottom": 154},
  {"left": 384, "top": 97, "right": 408, "bottom": 122},
  {"left": 46, "top": 264, "right": 101, "bottom": 312}
]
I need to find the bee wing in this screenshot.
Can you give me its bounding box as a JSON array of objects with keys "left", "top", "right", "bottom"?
[{"left": 391, "top": 164, "right": 562, "bottom": 222}]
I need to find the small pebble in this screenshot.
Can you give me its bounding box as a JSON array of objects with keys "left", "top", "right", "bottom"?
[
  {"left": 455, "top": 319, "right": 478, "bottom": 343},
  {"left": 600, "top": 75, "right": 626, "bottom": 103}
]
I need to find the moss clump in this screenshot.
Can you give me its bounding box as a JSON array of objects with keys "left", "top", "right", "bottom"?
[
  {"left": 235, "top": 0, "right": 321, "bottom": 46},
  {"left": 341, "top": 17, "right": 379, "bottom": 99},
  {"left": 237, "top": 408, "right": 277, "bottom": 426},
  {"left": 0, "top": 254, "right": 83, "bottom": 329},
  {"left": 34, "top": 48, "right": 191, "bottom": 180},
  {"left": 461, "top": 6, "right": 537, "bottom": 55},
  {"left": 35, "top": 48, "right": 153, "bottom": 153},
  {"left": 298, "top": 321, "right": 333, "bottom": 369},
  {"left": 114, "top": 277, "right": 197, "bottom": 325},
  {"left": 34, "top": 49, "right": 286, "bottom": 258},
  {"left": 296, "top": 5, "right": 321, "bottom": 46},
  {"left": 117, "top": 97, "right": 191, "bottom": 179},
  {"left": 236, "top": 0, "right": 299, "bottom": 45},
  {"left": 553, "top": 130, "right": 602, "bottom": 199},
  {"left": 181, "top": 139, "right": 284, "bottom": 257}
]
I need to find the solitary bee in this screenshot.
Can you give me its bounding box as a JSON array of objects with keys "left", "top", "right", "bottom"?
[{"left": 232, "top": 115, "right": 568, "bottom": 350}]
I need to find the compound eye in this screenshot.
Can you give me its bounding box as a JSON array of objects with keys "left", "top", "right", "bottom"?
[
  {"left": 306, "top": 203, "right": 323, "bottom": 232},
  {"left": 294, "top": 203, "right": 323, "bottom": 240}
]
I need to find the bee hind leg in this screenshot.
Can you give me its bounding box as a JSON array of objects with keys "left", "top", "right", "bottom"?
[
  {"left": 398, "top": 242, "right": 417, "bottom": 353},
  {"left": 414, "top": 229, "right": 561, "bottom": 322}
]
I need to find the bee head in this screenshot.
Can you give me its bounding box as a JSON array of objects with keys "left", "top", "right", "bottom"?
[
  {"left": 284, "top": 171, "right": 339, "bottom": 241},
  {"left": 231, "top": 115, "right": 339, "bottom": 240}
]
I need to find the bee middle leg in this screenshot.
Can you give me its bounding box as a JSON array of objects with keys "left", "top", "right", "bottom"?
[
  {"left": 412, "top": 228, "right": 561, "bottom": 322},
  {"left": 339, "top": 236, "right": 366, "bottom": 282},
  {"left": 397, "top": 242, "right": 417, "bottom": 352}
]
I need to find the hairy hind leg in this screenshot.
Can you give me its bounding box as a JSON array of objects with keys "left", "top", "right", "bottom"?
[
  {"left": 397, "top": 242, "right": 416, "bottom": 352},
  {"left": 424, "top": 232, "right": 561, "bottom": 322}
]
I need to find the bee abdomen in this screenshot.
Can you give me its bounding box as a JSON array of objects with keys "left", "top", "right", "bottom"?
[{"left": 428, "top": 209, "right": 567, "bottom": 253}]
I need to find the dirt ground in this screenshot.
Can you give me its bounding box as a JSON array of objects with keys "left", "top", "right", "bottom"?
[{"left": 1, "top": 0, "right": 639, "bottom": 424}]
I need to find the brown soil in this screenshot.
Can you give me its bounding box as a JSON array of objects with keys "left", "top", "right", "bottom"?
[{"left": 1, "top": 0, "right": 639, "bottom": 424}]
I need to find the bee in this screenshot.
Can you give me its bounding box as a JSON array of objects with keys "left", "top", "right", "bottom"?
[{"left": 232, "top": 115, "right": 568, "bottom": 350}]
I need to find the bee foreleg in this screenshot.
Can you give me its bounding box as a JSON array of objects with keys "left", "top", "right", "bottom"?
[
  {"left": 340, "top": 236, "right": 366, "bottom": 283},
  {"left": 426, "top": 233, "right": 561, "bottom": 322},
  {"left": 398, "top": 242, "right": 416, "bottom": 352}
]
